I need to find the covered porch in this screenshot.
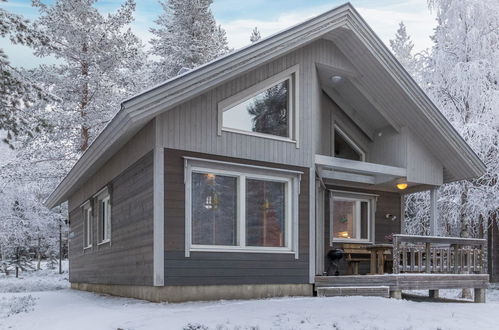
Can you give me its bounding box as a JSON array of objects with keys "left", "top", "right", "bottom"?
[{"left": 314, "top": 234, "right": 488, "bottom": 303}]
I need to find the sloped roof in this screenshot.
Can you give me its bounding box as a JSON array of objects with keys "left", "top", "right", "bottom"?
[{"left": 46, "top": 2, "right": 485, "bottom": 208}]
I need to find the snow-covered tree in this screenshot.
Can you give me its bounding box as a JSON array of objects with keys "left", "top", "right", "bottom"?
[
  {"left": 389, "top": 21, "right": 423, "bottom": 83},
  {"left": 398, "top": 0, "right": 499, "bottom": 238},
  {"left": 250, "top": 27, "right": 261, "bottom": 43},
  {"left": 423, "top": 0, "right": 499, "bottom": 238},
  {"left": 1, "top": 0, "right": 147, "bottom": 269},
  {"left": 150, "top": 0, "right": 230, "bottom": 82},
  {"left": 32, "top": 0, "right": 147, "bottom": 152},
  {"left": 0, "top": 0, "right": 51, "bottom": 147}
]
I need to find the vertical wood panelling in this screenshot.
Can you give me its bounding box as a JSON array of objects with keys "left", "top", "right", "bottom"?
[{"left": 158, "top": 39, "right": 354, "bottom": 168}]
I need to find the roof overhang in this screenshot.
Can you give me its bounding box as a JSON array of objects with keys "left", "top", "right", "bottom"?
[{"left": 45, "top": 2, "right": 485, "bottom": 208}]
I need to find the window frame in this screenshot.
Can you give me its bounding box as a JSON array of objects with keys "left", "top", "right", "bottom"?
[
  {"left": 329, "top": 190, "right": 377, "bottom": 245},
  {"left": 95, "top": 188, "right": 112, "bottom": 245},
  {"left": 333, "top": 124, "right": 366, "bottom": 162},
  {"left": 217, "top": 65, "right": 299, "bottom": 145},
  {"left": 185, "top": 157, "right": 301, "bottom": 258},
  {"left": 81, "top": 201, "right": 93, "bottom": 250}
]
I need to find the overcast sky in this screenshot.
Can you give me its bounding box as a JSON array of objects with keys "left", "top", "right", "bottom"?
[{"left": 1, "top": 0, "right": 436, "bottom": 68}]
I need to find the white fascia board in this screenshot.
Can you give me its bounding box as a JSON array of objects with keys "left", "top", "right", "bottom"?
[
  {"left": 315, "top": 154, "right": 407, "bottom": 177},
  {"left": 343, "top": 9, "right": 486, "bottom": 179}
]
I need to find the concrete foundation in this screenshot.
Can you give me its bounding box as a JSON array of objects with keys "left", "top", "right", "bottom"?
[{"left": 71, "top": 282, "right": 313, "bottom": 303}]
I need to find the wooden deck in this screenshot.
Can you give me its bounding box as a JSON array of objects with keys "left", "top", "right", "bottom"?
[{"left": 315, "top": 274, "right": 489, "bottom": 302}]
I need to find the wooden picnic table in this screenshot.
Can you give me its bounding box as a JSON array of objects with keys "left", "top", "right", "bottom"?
[{"left": 366, "top": 244, "right": 393, "bottom": 275}]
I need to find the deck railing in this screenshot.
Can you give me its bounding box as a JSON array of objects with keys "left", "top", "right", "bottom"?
[{"left": 392, "top": 234, "right": 486, "bottom": 274}]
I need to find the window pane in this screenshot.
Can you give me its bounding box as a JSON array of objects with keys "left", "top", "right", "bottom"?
[
  {"left": 334, "top": 130, "right": 363, "bottom": 161},
  {"left": 223, "top": 80, "right": 290, "bottom": 137},
  {"left": 360, "top": 201, "right": 369, "bottom": 239},
  {"left": 246, "top": 179, "right": 286, "bottom": 247},
  {"left": 101, "top": 201, "right": 106, "bottom": 241},
  {"left": 192, "top": 172, "right": 238, "bottom": 246},
  {"left": 332, "top": 199, "right": 355, "bottom": 239}
]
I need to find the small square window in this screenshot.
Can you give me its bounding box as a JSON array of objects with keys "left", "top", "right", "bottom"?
[{"left": 331, "top": 194, "right": 373, "bottom": 243}]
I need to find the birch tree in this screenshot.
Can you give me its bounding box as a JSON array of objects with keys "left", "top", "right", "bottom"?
[
  {"left": 393, "top": 0, "right": 499, "bottom": 237},
  {"left": 424, "top": 0, "right": 499, "bottom": 238}
]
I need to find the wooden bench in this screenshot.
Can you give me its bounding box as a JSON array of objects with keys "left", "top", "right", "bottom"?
[{"left": 342, "top": 244, "right": 371, "bottom": 275}]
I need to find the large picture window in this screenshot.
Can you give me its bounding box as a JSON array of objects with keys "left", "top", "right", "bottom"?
[
  {"left": 218, "top": 66, "right": 298, "bottom": 142},
  {"left": 330, "top": 191, "right": 376, "bottom": 243},
  {"left": 186, "top": 159, "right": 300, "bottom": 255}
]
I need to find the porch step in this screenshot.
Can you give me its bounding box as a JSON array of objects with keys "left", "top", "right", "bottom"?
[{"left": 316, "top": 286, "right": 390, "bottom": 298}]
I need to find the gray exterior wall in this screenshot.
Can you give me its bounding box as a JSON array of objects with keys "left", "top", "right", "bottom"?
[
  {"left": 324, "top": 186, "right": 402, "bottom": 275},
  {"left": 163, "top": 148, "right": 310, "bottom": 286},
  {"left": 68, "top": 120, "right": 155, "bottom": 212},
  {"left": 157, "top": 39, "right": 355, "bottom": 168},
  {"left": 68, "top": 151, "right": 154, "bottom": 286}
]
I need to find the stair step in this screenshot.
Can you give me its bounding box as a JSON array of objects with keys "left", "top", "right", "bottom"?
[{"left": 316, "top": 286, "right": 390, "bottom": 298}]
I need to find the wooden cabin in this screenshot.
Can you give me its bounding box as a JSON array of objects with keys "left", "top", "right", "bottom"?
[{"left": 47, "top": 3, "right": 488, "bottom": 303}]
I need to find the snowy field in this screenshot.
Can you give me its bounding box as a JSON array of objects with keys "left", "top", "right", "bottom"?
[{"left": 2, "top": 266, "right": 499, "bottom": 330}]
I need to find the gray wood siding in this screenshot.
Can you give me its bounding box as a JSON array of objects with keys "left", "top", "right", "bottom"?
[
  {"left": 68, "top": 120, "right": 155, "bottom": 212},
  {"left": 157, "top": 39, "right": 355, "bottom": 168},
  {"left": 68, "top": 152, "right": 154, "bottom": 285},
  {"left": 164, "top": 148, "right": 310, "bottom": 285},
  {"left": 405, "top": 128, "right": 443, "bottom": 185},
  {"left": 324, "top": 186, "right": 401, "bottom": 275}
]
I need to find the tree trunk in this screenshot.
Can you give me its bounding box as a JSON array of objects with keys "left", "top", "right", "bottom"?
[
  {"left": 36, "top": 237, "right": 41, "bottom": 270},
  {"left": 459, "top": 183, "right": 472, "bottom": 299},
  {"left": 80, "top": 42, "right": 90, "bottom": 152}
]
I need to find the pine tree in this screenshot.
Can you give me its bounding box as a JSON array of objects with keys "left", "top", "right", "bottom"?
[
  {"left": 389, "top": 22, "right": 421, "bottom": 82},
  {"left": 250, "top": 27, "right": 261, "bottom": 43},
  {"left": 32, "top": 0, "right": 147, "bottom": 152},
  {"left": 150, "top": 0, "right": 230, "bottom": 82},
  {"left": 0, "top": 0, "right": 51, "bottom": 147},
  {"left": 247, "top": 81, "right": 289, "bottom": 137}
]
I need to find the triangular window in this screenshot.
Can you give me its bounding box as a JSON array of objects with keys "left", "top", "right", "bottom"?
[{"left": 334, "top": 126, "right": 365, "bottom": 161}]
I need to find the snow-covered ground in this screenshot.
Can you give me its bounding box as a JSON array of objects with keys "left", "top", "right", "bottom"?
[{"left": 2, "top": 265, "right": 499, "bottom": 330}]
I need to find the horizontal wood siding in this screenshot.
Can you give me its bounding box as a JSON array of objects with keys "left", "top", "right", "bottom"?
[
  {"left": 68, "top": 152, "right": 154, "bottom": 285},
  {"left": 158, "top": 39, "right": 354, "bottom": 168},
  {"left": 325, "top": 186, "right": 401, "bottom": 275},
  {"left": 164, "top": 148, "right": 310, "bottom": 285},
  {"left": 68, "top": 120, "right": 155, "bottom": 212}
]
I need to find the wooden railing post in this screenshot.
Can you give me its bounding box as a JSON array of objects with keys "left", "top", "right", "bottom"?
[
  {"left": 453, "top": 244, "right": 460, "bottom": 274},
  {"left": 425, "top": 242, "right": 431, "bottom": 273},
  {"left": 392, "top": 234, "right": 486, "bottom": 275},
  {"left": 393, "top": 235, "right": 399, "bottom": 274}
]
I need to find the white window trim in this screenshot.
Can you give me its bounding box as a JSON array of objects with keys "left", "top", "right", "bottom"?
[
  {"left": 81, "top": 201, "right": 92, "bottom": 250},
  {"left": 217, "top": 65, "right": 300, "bottom": 147},
  {"left": 96, "top": 189, "right": 112, "bottom": 245},
  {"left": 329, "top": 190, "right": 377, "bottom": 245},
  {"left": 185, "top": 158, "right": 301, "bottom": 258},
  {"left": 333, "top": 124, "right": 366, "bottom": 162}
]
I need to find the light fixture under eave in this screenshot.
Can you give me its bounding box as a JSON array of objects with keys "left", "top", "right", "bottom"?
[
  {"left": 396, "top": 183, "right": 408, "bottom": 190},
  {"left": 330, "top": 75, "right": 343, "bottom": 84}
]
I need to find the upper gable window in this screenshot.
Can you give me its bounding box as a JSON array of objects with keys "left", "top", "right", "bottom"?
[
  {"left": 218, "top": 66, "right": 298, "bottom": 142},
  {"left": 334, "top": 125, "right": 365, "bottom": 161}
]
